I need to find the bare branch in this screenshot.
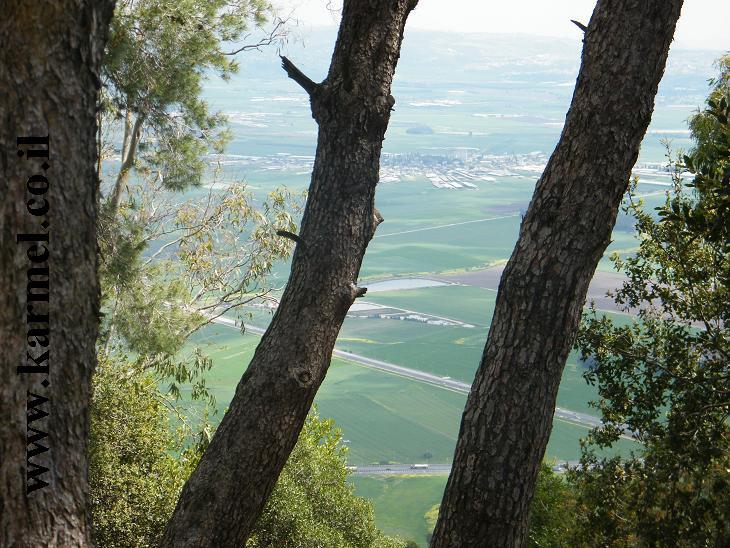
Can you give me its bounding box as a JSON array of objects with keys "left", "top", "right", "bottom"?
[
  {"left": 370, "top": 207, "right": 385, "bottom": 240},
  {"left": 280, "top": 55, "right": 318, "bottom": 96},
  {"left": 571, "top": 19, "right": 588, "bottom": 33},
  {"left": 224, "top": 18, "right": 287, "bottom": 55},
  {"left": 373, "top": 207, "right": 384, "bottom": 227},
  {"left": 276, "top": 229, "right": 307, "bottom": 250}
]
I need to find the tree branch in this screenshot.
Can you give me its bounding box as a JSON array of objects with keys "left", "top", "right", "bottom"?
[
  {"left": 571, "top": 19, "right": 588, "bottom": 33},
  {"left": 223, "top": 18, "right": 286, "bottom": 55},
  {"left": 369, "top": 207, "right": 385, "bottom": 241},
  {"left": 373, "top": 207, "right": 384, "bottom": 228},
  {"left": 276, "top": 229, "right": 307, "bottom": 250},
  {"left": 280, "top": 55, "right": 318, "bottom": 96}
]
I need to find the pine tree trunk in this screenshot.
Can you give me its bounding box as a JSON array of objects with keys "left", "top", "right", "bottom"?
[
  {"left": 0, "top": 2, "right": 115, "bottom": 546},
  {"left": 431, "top": 1, "right": 683, "bottom": 546},
  {"left": 161, "top": 1, "right": 418, "bottom": 546}
]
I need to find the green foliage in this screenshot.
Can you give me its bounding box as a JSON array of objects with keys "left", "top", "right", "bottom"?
[
  {"left": 569, "top": 454, "right": 730, "bottom": 547},
  {"left": 571, "top": 56, "right": 730, "bottom": 546},
  {"left": 96, "top": 0, "right": 299, "bottom": 408},
  {"left": 248, "top": 408, "right": 407, "bottom": 548},
  {"left": 98, "top": 183, "right": 302, "bottom": 403},
  {"left": 527, "top": 463, "right": 577, "bottom": 547},
  {"left": 103, "top": 0, "right": 270, "bottom": 190},
  {"left": 89, "top": 367, "right": 401, "bottom": 547},
  {"left": 113, "top": 262, "right": 203, "bottom": 356},
  {"left": 89, "top": 355, "right": 202, "bottom": 548},
  {"left": 680, "top": 55, "right": 730, "bottom": 251}
]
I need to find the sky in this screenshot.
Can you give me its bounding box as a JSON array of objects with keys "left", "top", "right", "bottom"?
[{"left": 273, "top": 0, "right": 729, "bottom": 51}]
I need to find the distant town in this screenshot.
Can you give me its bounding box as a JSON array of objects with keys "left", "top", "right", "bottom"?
[{"left": 211, "top": 150, "right": 675, "bottom": 190}]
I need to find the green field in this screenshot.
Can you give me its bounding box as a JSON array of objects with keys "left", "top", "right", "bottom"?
[
  {"left": 184, "top": 318, "right": 639, "bottom": 465},
  {"left": 337, "top": 320, "right": 484, "bottom": 384},
  {"left": 349, "top": 475, "right": 447, "bottom": 547},
  {"left": 360, "top": 179, "right": 526, "bottom": 278},
  {"left": 216, "top": 167, "right": 668, "bottom": 280},
  {"left": 181, "top": 315, "right": 640, "bottom": 548},
  {"left": 360, "top": 285, "right": 496, "bottom": 328},
  {"left": 337, "top": 285, "right": 637, "bottom": 419}
]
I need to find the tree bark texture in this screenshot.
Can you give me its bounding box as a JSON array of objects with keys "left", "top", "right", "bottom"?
[
  {"left": 161, "top": 1, "right": 418, "bottom": 546},
  {"left": 431, "top": 1, "right": 683, "bottom": 546},
  {"left": 0, "top": 2, "right": 115, "bottom": 546}
]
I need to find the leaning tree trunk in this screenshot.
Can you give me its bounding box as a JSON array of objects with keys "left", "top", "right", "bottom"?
[
  {"left": 431, "top": 1, "right": 683, "bottom": 546},
  {"left": 161, "top": 1, "right": 418, "bottom": 546},
  {"left": 0, "top": 2, "right": 115, "bottom": 546}
]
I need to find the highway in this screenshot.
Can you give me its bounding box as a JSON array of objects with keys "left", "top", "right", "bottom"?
[
  {"left": 375, "top": 213, "right": 520, "bottom": 239},
  {"left": 350, "top": 464, "right": 452, "bottom": 476},
  {"left": 348, "top": 461, "right": 582, "bottom": 476},
  {"left": 209, "top": 315, "right": 610, "bottom": 433}
]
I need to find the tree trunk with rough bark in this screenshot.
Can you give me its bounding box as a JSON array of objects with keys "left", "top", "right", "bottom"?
[
  {"left": 0, "top": 2, "right": 115, "bottom": 546},
  {"left": 161, "top": 1, "right": 418, "bottom": 546},
  {"left": 431, "top": 1, "right": 683, "bottom": 546}
]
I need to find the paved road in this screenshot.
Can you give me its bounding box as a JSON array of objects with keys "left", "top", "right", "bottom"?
[
  {"left": 350, "top": 464, "right": 452, "bottom": 475},
  {"left": 209, "top": 316, "right": 609, "bottom": 433},
  {"left": 349, "top": 461, "right": 582, "bottom": 476}
]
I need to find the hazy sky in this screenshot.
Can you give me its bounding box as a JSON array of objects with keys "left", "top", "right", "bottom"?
[{"left": 274, "top": 0, "right": 729, "bottom": 51}]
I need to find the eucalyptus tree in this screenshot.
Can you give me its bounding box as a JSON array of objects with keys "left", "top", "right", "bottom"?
[
  {"left": 0, "top": 2, "right": 116, "bottom": 545},
  {"left": 97, "top": 0, "right": 298, "bottom": 398},
  {"left": 162, "top": 1, "right": 420, "bottom": 545},
  {"left": 431, "top": 1, "right": 684, "bottom": 545},
  {"left": 97, "top": 175, "right": 301, "bottom": 401}
]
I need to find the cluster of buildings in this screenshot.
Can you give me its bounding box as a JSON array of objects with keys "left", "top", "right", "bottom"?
[
  {"left": 210, "top": 151, "right": 674, "bottom": 193},
  {"left": 211, "top": 150, "right": 551, "bottom": 190},
  {"left": 379, "top": 150, "right": 548, "bottom": 189}
]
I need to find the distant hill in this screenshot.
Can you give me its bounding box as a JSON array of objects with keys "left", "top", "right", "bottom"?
[{"left": 231, "top": 27, "right": 721, "bottom": 103}]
